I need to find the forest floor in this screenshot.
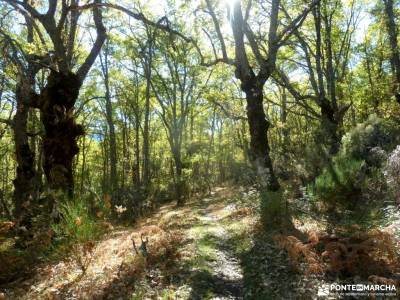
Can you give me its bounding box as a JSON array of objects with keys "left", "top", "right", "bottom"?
[{"left": 1, "top": 185, "right": 387, "bottom": 299}]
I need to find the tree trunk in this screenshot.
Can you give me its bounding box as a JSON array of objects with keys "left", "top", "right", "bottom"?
[
  {"left": 280, "top": 87, "right": 289, "bottom": 156},
  {"left": 105, "top": 84, "right": 118, "bottom": 197},
  {"left": 320, "top": 102, "right": 340, "bottom": 155},
  {"left": 40, "top": 71, "right": 84, "bottom": 199},
  {"left": 173, "top": 148, "right": 184, "bottom": 206},
  {"left": 142, "top": 54, "right": 152, "bottom": 189},
  {"left": 134, "top": 119, "right": 141, "bottom": 188},
  {"left": 13, "top": 15, "right": 37, "bottom": 227},
  {"left": 383, "top": 0, "right": 400, "bottom": 103},
  {"left": 13, "top": 80, "right": 36, "bottom": 225},
  {"left": 363, "top": 43, "right": 379, "bottom": 112},
  {"left": 80, "top": 134, "right": 87, "bottom": 195},
  {"left": 100, "top": 46, "right": 118, "bottom": 199},
  {"left": 229, "top": 0, "right": 280, "bottom": 191},
  {"left": 121, "top": 115, "right": 128, "bottom": 189},
  {"left": 0, "top": 190, "right": 11, "bottom": 220},
  {"left": 245, "top": 86, "right": 280, "bottom": 191},
  {"left": 217, "top": 119, "right": 225, "bottom": 182},
  {"left": 102, "top": 137, "right": 108, "bottom": 195},
  {"left": 206, "top": 108, "right": 216, "bottom": 178}
]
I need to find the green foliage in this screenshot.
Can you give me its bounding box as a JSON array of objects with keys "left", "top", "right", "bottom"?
[
  {"left": 52, "top": 200, "right": 102, "bottom": 245},
  {"left": 298, "top": 143, "right": 331, "bottom": 181},
  {"left": 312, "top": 157, "right": 366, "bottom": 209},
  {"left": 227, "top": 161, "right": 256, "bottom": 185},
  {"left": 309, "top": 158, "right": 390, "bottom": 228},
  {"left": 341, "top": 114, "right": 400, "bottom": 163},
  {"left": 260, "top": 190, "right": 287, "bottom": 229},
  {"left": 308, "top": 115, "right": 399, "bottom": 227}
]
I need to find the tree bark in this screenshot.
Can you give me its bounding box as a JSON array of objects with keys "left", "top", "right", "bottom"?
[
  {"left": 230, "top": 0, "right": 280, "bottom": 191},
  {"left": 383, "top": 0, "right": 400, "bottom": 103},
  {"left": 100, "top": 44, "right": 118, "bottom": 198},
  {"left": 134, "top": 116, "right": 141, "bottom": 188},
  {"left": 363, "top": 42, "right": 379, "bottom": 112},
  {"left": 320, "top": 101, "right": 340, "bottom": 155},
  {"left": 39, "top": 71, "right": 84, "bottom": 199},
  {"left": 280, "top": 87, "right": 289, "bottom": 155},
  {"left": 121, "top": 114, "right": 129, "bottom": 189},
  {"left": 13, "top": 15, "right": 38, "bottom": 226},
  {"left": 316, "top": 2, "right": 340, "bottom": 155},
  {"left": 13, "top": 80, "right": 36, "bottom": 225},
  {"left": 142, "top": 44, "right": 152, "bottom": 189},
  {"left": 206, "top": 108, "right": 216, "bottom": 178},
  {"left": 172, "top": 146, "right": 184, "bottom": 206},
  {"left": 245, "top": 85, "right": 280, "bottom": 191}
]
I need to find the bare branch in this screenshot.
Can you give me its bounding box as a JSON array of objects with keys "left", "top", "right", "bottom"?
[
  {"left": 4, "top": 0, "right": 42, "bottom": 19},
  {"left": 244, "top": 24, "right": 264, "bottom": 66},
  {"left": 0, "top": 118, "right": 14, "bottom": 127},
  {"left": 273, "top": 69, "right": 321, "bottom": 118},
  {"left": 73, "top": 2, "right": 191, "bottom": 42},
  {"left": 77, "top": 0, "right": 107, "bottom": 81},
  {"left": 231, "top": 0, "right": 252, "bottom": 81},
  {"left": 46, "top": 0, "right": 57, "bottom": 18},
  {"left": 209, "top": 98, "right": 247, "bottom": 121},
  {"left": 3, "top": 1, "right": 46, "bottom": 46},
  {"left": 276, "top": 0, "right": 321, "bottom": 48},
  {"left": 205, "top": 0, "right": 228, "bottom": 61},
  {"left": 202, "top": 28, "right": 218, "bottom": 61}
]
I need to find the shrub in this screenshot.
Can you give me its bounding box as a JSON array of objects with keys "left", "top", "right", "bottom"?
[
  {"left": 230, "top": 161, "right": 256, "bottom": 185},
  {"left": 299, "top": 143, "right": 332, "bottom": 182},
  {"left": 309, "top": 156, "right": 391, "bottom": 227},
  {"left": 52, "top": 200, "right": 102, "bottom": 245},
  {"left": 307, "top": 116, "right": 399, "bottom": 227},
  {"left": 50, "top": 200, "right": 102, "bottom": 274},
  {"left": 260, "top": 190, "right": 288, "bottom": 229},
  {"left": 274, "top": 229, "right": 400, "bottom": 282},
  {"left": 311, "top": 157, "right": 366, "bottom": 212},
  {"left": 341, "top": 114, "right": 400, "bottom": 163},
  {"left": 384, "top": 145, "right": 400, "bottom": 203}
]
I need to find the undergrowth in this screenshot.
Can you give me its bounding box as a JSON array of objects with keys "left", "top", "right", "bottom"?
[
  {"left": 119, "top": 225, "right": 184, "bottom": 287},
  {"left": 52, "top": 200, "right": 102, "bottom": 246},
  {"left": 274, "top": 228, "right": 400, "bottom": 288}
]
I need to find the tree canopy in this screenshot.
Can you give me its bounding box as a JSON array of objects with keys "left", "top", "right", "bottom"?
[{"left": 1, "top": 0, "right": 400, "bottom": 298}]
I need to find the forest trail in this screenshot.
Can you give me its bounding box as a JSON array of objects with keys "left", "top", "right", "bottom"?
[
  {"left": 183, "top": 193, "right": 245, "bottom": 299},
  {"left": 3, "top": 186, "right": 256, "bottom": 299}
]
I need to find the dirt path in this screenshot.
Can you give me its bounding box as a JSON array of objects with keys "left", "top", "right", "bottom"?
[
  {"left": 2, "top": 186, "right": 255, "bottom": 300},
  {"left": 185, "top": 196, "right": 245, "bottom": 299}
]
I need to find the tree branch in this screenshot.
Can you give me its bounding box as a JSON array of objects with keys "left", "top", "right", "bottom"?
[
  {"left": 276, "top": 0, "right": 321, "bottom": 48},
  {"left": 73, "top": 2, "right": 191, "bottom": 42},
  {"left": 77, "top": 0, "right": 107, "bottom": 81}
]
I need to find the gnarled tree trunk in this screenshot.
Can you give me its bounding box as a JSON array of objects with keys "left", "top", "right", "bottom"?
[{"left": 39, "top": 71, "right": 84, "bottom": 198}]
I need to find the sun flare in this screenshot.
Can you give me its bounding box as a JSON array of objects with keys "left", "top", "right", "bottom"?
[{"left": 221, "top": 0, "right": 238, "bottom": 10}]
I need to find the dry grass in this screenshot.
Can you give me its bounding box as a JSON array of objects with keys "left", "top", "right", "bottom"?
[
  {"left": 2, "top": 199, "right": 188, "bottom": 299},
  {"left": 274, "top": 228, "right": 400, "bottom": 288},
  {"left": 0, "top": 221, "right": 15, "bottom": 235},
  {"left": 1, "top": 185, "right": 250, "bottom": 299},
  {"left": 227, "top": 207, "right": 253, "bottom": 219}
]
